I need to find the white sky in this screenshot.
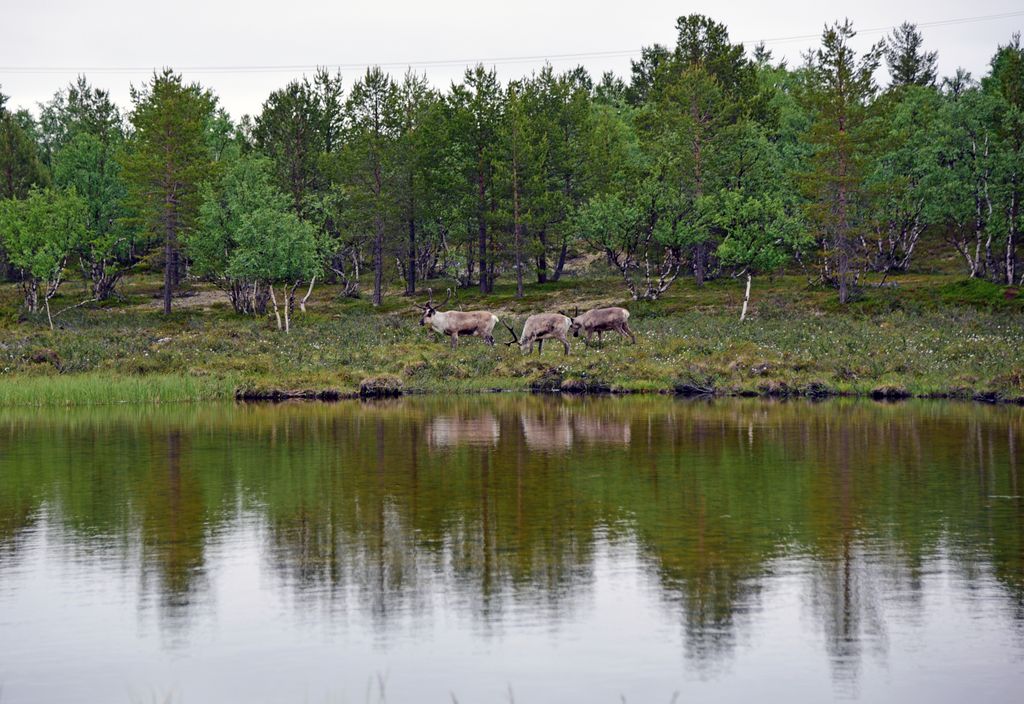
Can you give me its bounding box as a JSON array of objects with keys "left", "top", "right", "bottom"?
[{"left": 1, "top": 0, "right": 1022, "bottom": 119}]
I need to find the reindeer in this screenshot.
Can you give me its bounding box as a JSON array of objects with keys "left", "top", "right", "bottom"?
[
  {"left": 414, "top": 288, "right": 499, "bottom": 349},
  {"left": 427, "top": 413, "right": 501, "bottom": 447},
  {"left": 565, "top": 306, "right": 636, "bottom": 346},
  {"left": 502, "top": 313, "right": 572, "bottom": 355}
]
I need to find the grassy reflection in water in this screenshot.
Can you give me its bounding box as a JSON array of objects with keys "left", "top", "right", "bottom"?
[{"left": 0, "top": 396, "right": 1021, "bottom": 672}]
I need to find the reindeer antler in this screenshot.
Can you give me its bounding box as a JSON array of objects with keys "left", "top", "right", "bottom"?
[
  {"left": 501, "top": 319, "right": 519, "bottom": 346},
  {"left": 439, "top": 288, "right": 453, "bottom": 309}
]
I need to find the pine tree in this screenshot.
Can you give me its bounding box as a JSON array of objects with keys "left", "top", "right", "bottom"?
[
  {"left": 1, "top": 90, "right": 48, "bottom": 199},
  {"left": 341, "top": 67, "right": 400, "bottom": 307},
  {"left": 254, "top": 69, "right": 342, "bottom": 218},
  {"left": 449, "top": 65, "right": 502, "bottom": 293},
  {"left": 801, "top": 20, "right": 882, "bottom": 304},
  {"left": 120, "top": 69, "right": 215, "bottom": 314},
  {"left": 394, "top": 70, "right": 437, "bottom": 296}
]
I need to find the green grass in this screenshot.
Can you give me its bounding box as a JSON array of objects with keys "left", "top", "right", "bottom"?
[
  {"left": 939, "top": 277, "right": 1023, "bottom": 310},
  {"left": 1, "top": 268, "right": 1023, "bottom": 405},
  {"left": 0, "top": 373, "right": 236, "bottom": 406}
]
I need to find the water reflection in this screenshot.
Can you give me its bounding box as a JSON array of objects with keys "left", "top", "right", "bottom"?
[{"left": 0, "top": 397, "right": 1021, "bottom": 702}]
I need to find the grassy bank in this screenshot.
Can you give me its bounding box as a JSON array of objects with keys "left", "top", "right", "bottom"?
[
  {"left": 1, "top": 270, "right": 1022, "bottom": 405},
  {"left": 0, "top": 373, "right": 236, "bottom": 406}
]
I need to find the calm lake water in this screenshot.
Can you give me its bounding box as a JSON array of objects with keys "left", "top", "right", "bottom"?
[{"left": 0, "top": 396, "right": 1022, "bottom": 703}]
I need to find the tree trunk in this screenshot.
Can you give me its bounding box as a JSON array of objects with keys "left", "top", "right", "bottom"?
[
  {"left": 693, "top": 242, "right": 707, "bottom": 286},
  {"left": 477, "top": 152, "right": 489, "bottom": 294},
  {"left": 1007, "top": 180, "right": 1018, "bottom": 285},
  {"left": 373, "top": 213, "right": 384, "bottom": 307},
  {"left": 163, "top": 206, "right": 175, "bottom": 315},
  {"left": 91, "top": 267, "right": 120, "bottom": 302},
  {"left": 836, "top": 132, "right": 850, "bottom": 304},
  {"left": 406, "top": 215, "right": 417, "bottom": 296},
  {"left": 837, "top": 246, "right": 849, "bottom": 304},
  {"left": 300, "top": 276, "right": 316, "bottom": 313},
  {"left": 513, "top": 161, "right": 524, "bottom": 299},
  {"left": 23, "top": 278, "right": 39, "bottom": 314},
  {"left": 551, "top": 238, "right": 568, "bottom": 282},
  {"left": 269, "top": 285, "right": 282, "bottom": 330},
  {"left": 536, "top": 230, "right": 548, "bottom": 284},
  {"left": 740, "top": 272, "right": 752, "bottom": 322}
]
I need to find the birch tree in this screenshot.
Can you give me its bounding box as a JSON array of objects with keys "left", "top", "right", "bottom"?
[{"left": 0, "top": 187, "right": 87, "bottom": 327}]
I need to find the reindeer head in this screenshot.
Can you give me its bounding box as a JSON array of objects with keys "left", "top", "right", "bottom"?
[
  {"left": 561, "top": 307, "right": 581, "bottom": 337},
  {"left": 414, "top": 288, "right": 452, "bottom": 326},
  {"left": 501, "top": 319, "right": 526, "bottom": 353}
]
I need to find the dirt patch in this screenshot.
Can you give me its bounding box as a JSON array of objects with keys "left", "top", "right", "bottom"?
[{"left": 137, "top": 290, "right": 230, "bottom": 310}]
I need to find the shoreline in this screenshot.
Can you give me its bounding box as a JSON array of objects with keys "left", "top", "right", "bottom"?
[{"left": 2, "top": 372, "right": 1021, "bottom": 407}]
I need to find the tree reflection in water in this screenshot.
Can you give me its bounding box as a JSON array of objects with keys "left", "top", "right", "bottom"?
[{"left": 0, "top": 396, "right": 1021, "bottom": 692}]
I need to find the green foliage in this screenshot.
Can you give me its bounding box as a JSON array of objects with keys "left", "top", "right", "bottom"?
[
  {"left": 0, "top": 102, "right": 49, "bottom": 200},
  {"left": 4, "top": 14, "right": 1024, "bottom": 314},
  {"left": 0, "top": 187, "right": 87, "bottom": 314},
  {"left": 800, "top": 20, "right": 883, "bottom": 303},
  {"left": 884, "top": 22, "right": 938, "bottom": 88},
  {"left": 52, "top": 131, "right": 138, "bottom": 297},
  {"left": 192, "top": 154, "right": 321, "bottom": 316},
  {"left": 863, "top": 85, "right": 943, "bottom": 273},
  {"left": 702, "top": 191, "right": 807, "bottom": 273},
  {"left": 119, "top": 69, "right": 216, "bottom": 313},
  {"left": 253, "top": 68, "right": 343, "bottom": 216}
]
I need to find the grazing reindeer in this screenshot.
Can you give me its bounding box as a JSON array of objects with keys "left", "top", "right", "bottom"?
[
  {"left": 565, "top": 306, "right": 636, "bottom": 346},
  {"left": 502, "top": 313, "right": 572, "bottom": 355},
  {"left": 428, "top": 413, "right": 501, "bottom": 447},
  {"left": 414, "top": 288, "right": 499, "bottom": 349},
  {"left": 521, "top": 409, "right": 573, "bottom": 451}
]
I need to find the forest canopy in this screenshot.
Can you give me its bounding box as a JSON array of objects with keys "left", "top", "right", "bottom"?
[{"left": 1, "top": 16, "right": 1023, "bottom": 315}]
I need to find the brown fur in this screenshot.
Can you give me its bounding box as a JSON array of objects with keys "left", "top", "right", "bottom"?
[
  {"left": 569, "top": 307, "right": 636, "bottom": 345},
  {"left": 504, "top": 313, "right": 572, "bottom": 355}
]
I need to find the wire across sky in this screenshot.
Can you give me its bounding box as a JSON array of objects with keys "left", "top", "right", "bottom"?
[{"left": 1, "top": 9, "right": 1022, "bottom": 76}]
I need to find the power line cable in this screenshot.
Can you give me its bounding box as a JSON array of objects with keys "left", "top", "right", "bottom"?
[{"left": 1, "top": 9, "right": 1021, "bottom": 75}]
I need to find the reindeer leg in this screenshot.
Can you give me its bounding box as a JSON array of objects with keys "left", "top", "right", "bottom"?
[
  {"left": 450, "top": 333, "right": 459, "bottom": 349},
  {"left": 598, "top": 330, "right": 603, "bottom": 344},
  {"left": 561, "top": 336, "right": 570, "bottom": 355},
  {"left": 537, "top": 340, "right": 543, "bottom": 354},
  {"left": 485, "top": 333, "right": 495, "bottom": 346},
  {"left": 623, "top": 322, "right": 637, "bottom": 344}
]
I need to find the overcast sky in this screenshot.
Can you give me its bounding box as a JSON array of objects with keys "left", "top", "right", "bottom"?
[{"left": 2, "top": 0, "right": 1022, "bottom": 119}]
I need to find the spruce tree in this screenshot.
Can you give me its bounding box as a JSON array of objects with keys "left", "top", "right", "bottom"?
[{"left": 884, "top": 22, "right": 938, "bottom": 88}]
